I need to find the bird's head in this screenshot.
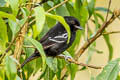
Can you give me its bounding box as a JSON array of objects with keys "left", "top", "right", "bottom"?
[{"left": 64, "top": 16, "right": 83, "bottom": 31}]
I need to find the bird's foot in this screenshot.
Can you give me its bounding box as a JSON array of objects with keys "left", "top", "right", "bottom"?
[
  {"left": 57, "top": 54, "right": 73, "bottom": 63},
  {"left": 17, "top": 66, "right": 22, "bottom": 72}
]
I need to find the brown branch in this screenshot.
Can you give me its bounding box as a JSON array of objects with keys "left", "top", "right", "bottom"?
[
  {"left": 57, "top": 55, "right": 102, "bottom": 69},
  {"left": 23, "top": 45, "right": 35, "bottom": 48},
  {"left": 78, "top": 63, "right": 102, "bottom": 69},
  {"left": 7, "top": 42, "right": 35, "bottom": 48},
  {"left": 0, "top": 18, "right": 29, "bottom": 63},
  {"left": 0, "top": 0, "right": 35, "bottom": 63},
  {"left": 13, "top": 25, "right": 28, "bottom": 60},
  {"left": 75, "top": 9, "right": 120, "bottom": 60},
  {"left": 61, "top": 9, "right": 120, "bottom": 79},
  {"left": 105, "top": 0, "right": 112, "bottom": 22},
  {"left": 13, "top": 0, "right": 34, "bottom": 60},
  {"left": 46, "top": 0, "right": 68, "bottom": 13},
  {"left": 102, "top": 31, "right": 120, "bottom": 35}
]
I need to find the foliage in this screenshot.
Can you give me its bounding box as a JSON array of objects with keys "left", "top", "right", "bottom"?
[{"left": 0, "top": 0, "right": 119, "bottom": 80}]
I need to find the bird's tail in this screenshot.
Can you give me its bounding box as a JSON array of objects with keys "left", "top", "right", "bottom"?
[{"left": 21, "top": 52, "right": 40, "bottom": 68}]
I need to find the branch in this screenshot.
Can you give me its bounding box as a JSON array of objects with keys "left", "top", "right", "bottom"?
[
  {"left": 57, "top": 55, "right": 102, "bottom": 69},
  {"left": 0, "top": 18, "right": 29, "bottom": 63},
  {"left": 0, "top": 0, "right": 69, "bottom": 63},
  {"left": 13, "top": 1, "right": 34, "bottom": 60},
  {"left": 105, "top": 0, "right": 112, "bottom": 21},
  {"left": 46, "top": 0, "right": 68, "bottom": 13},
  {"left": 23, "top": 45, "right": 35, "bottom": 48},
  {"left": 0, "top": 0, "right": 35, "bottom": 63},
  {"left": 75, "top": 9, "right": 120, "bottom": 60},
  {"left": 61, "top": 9, "right": 120, "bottom": 79},
  {"left": 102, "top": 31, "right": 120, "bottom": 35},
  {"left": 28, "top": 0, "right": 68, "bottom": 26}
]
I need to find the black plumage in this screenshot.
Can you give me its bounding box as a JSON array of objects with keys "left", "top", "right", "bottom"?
[{"left": 20, "top": 16, "right": 83, "bottom": 68}]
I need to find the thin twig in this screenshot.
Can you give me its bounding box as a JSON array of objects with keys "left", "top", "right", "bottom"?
[
  {"left": 86, "top": 21, "right": 90, "bottom": 41},
  {"left": 102, "top": 31, "right": 120, "bottom": 35},
  {"left": 78, "top": 63, "right": 102, "bottom": 69},
  {"left": 57, "top": 55, "right": 102, "bottom": 69},
  {"left": 105, "top": 0, "right": 112, "bottom": 22},
  {"left": 46, "top": 0, "right": 68, "bottom": 13},
  {"left": 69, "top": 59, "right": 102, "bottom": 69},
  {"left": 28, "top": 0, "right": 68, "bottom": 26},
  {"left": 7, "top": 42, "right": 35, "bottom": 48},
  {"left": 23, "top": 45, "right": 35, "bottom": 48}
]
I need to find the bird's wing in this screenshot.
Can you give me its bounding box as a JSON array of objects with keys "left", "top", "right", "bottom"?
[
  {"left": 42, "top": 32, "right": 68, "bottom": 50},
  {"left": 39, "top": 26, "right": 57, "bottom": 43}
]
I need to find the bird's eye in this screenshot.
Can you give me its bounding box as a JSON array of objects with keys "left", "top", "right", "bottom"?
[{"left": 70, "top": 20, "right": 75, "bottom": 24}]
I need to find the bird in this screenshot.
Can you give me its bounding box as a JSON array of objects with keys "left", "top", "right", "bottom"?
[{"left": 20, "top": 16, "right": 83, "bottom": 69}]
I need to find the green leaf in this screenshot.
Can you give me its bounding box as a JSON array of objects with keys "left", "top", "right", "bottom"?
[
  {"left": 8, "top": 17, "right": 28, "bottom": 38},
  {"left": 0, "top": 7, "right": 12, "bottom": 13},
  {"left": 79, "top": 6, "right": 89, "bottom": 27},
  {"left": 74, "top": 0, "right": 82, "bottom": 21},
  {"left": 0, "top": 11, "right": 16, "bottom": 21},
  {"left": 75, "top": 0, "right": 89, "bottom": 27},
  {"left": 45, "top": 13, "right": 71, "bottom": 43},
  {"left": 0, "top": 17, "right": 8, "bottom": 53},
  {"left": 66, "top": 2, "right": 76, "bottom": 17},
  {"left": 56, "top": 5, "right": 69, "bottom": 16},
  {"left": 21, "top": 7, "right": 30, "bottom": 17},
  {"left": 95, "top": 12, "right": 104, "bottom": 22},
  {"left": 95, "top": 7, "right": 112, "bottom": 14},
  {"left": 0, "top": 67, "right": 5, "bottom": 80},
  {"left": 23, "top": 39, "right": 35, "bottom": 78},
  {"left": 87, "top": 0, "right": 95, "bottom": 18},
  {"left": 19, "top": 0, "right": 26, "bottom": 5},
  {"left": 93, "top": 13, "right": 99, "bottom": 29},
  {"left": 8, "top": 20, "right": 19, "bottom": 38},
  {"left": 46, "top": 57, "right": 58, "bottom": 73},
  {"left": 43, "top": 3, "right": 56, "bottom": 28},
  {"left": 96, "top": 58, "right": 120, "bottom": 80},
  {"left": 5, "top": 0, "right": 19, "bottom": 16},
  {"left": 74, "top": 0, "right": 82, "bottom": 16},
  {"left": 69, "top": 64, "right": 78, "bottom": 80},
  {"left": 103, "top": 34, "right": 113, "bottom": 61},
  {"left": 5, "top": 56, "right": 17, "bottom": 80},
  {"left": 116, "top": 75, "right": 120, "bottom": 80},
  {"left": 16, "top": 75, "right": 21, "bottom": 80},
  {"left": 33, "top": 6, "right": 45, "bottom": 38},
  {"left": 38, "top": 23, "right": 49, "bottom": 40},
  {"left": 64, "top": 51, "right": 78, "bottom": 80},
  {"left": 56, "top": 59, "right": 65, "bottom": 80},
  {"left": 27, "top": 38, "right": 46, "bottom": 71},
  {"left": 44, "top": 66, "right": 55, "bottom": 80}
]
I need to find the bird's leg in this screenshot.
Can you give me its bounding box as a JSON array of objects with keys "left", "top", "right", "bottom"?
[{"left": 57, "top": 54, "right": 73, "bottom": 63}]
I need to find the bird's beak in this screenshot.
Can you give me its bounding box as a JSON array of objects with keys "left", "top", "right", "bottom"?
[{"left": 74, "top": 25, "right": 83, "bottom": 30}]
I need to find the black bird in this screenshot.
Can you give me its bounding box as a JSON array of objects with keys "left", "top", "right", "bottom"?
[{"left": 20, "top": 16, "right": 83, "bottom": 68}]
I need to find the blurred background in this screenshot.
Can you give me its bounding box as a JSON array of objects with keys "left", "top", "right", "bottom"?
[
  {"left": 74, "top": 0, "right": 120, "bottom": 80},
  {"left": 0, "top": 0, "right": 120, "bottom": 80}
]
